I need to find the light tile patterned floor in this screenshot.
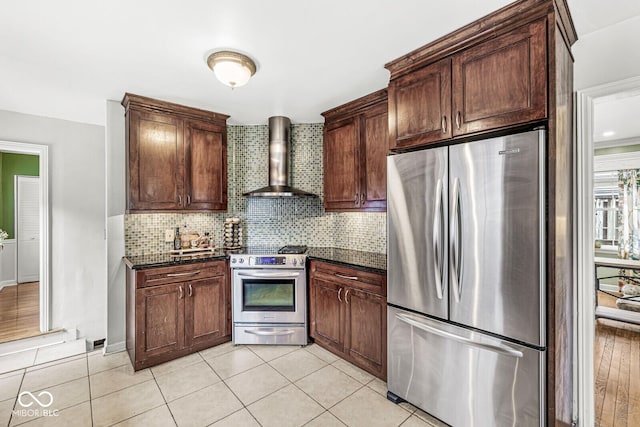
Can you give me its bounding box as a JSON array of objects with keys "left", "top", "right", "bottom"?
[{"left": 0, "top": 343, "right": 447, "bottom": 427}]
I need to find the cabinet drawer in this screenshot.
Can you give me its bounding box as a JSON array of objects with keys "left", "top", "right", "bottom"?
[
  {"left": 310, "top": 261, "right": 386, "bottom": 295},
  {"left": 137, "top": 261, "right": 225, "bottom": 288}
]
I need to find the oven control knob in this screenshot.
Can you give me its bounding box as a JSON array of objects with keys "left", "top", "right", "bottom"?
[
  {"left": 292, "top": 258, "right": 297, "bottom": 266},
  {"left": 231, "top": 258, "right": 236, "bottom": 264},
  {"left": 239, "top": 258, "right": 244, "bottom": 264},
  {"left": 299, "top": 258, "right": 304, "bottom": 265}
]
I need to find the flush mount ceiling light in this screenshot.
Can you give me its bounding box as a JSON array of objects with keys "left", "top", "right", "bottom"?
[{"left": 206, "top": 51, "right": 256, "bottom": 89}]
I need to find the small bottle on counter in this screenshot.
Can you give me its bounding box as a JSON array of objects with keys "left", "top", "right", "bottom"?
[{"left": 174, "top": 227, "right": 181, "bottom": 250}]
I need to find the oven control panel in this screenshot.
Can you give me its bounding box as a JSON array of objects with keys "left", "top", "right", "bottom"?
[
  {"left": 252, "top": 256, "right": 286, "bottom": 265},
  {"left": 230, "top": 254, "right": 306, "bottom": 269}
]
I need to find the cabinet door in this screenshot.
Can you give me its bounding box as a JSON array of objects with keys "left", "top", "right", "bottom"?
[
  {"left": 452, "top": 19, "right": 547, "bottom": 136},
  {"left": 184, "top": 120, "right": 227, "bottom": 211},
  {"left": 360, "top": 104, "right": 387, "bottom": 211},
  {"left": 345, "top": 287, "right": 386, "bottom": 378},
  {"left": 128, "top": 110, "right": 184, "bottom": 210},
  {"left": 136, "top": 283, "right": 184, "bottom": 360},
  {"left": 388, "top": 58, "right": 451, "bottom": 150},
  {"left": 184, "top": 275, "right": 227, "bottom": 347},
  {"left": 310, "top": 278, "right": 345, "bottom": 354},
  {"left": 323, "top": 117, "right": 360, "bottom": 210}
]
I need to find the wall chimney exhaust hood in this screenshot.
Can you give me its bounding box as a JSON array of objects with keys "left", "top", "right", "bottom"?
[{"left": 243, "top": 116, "right": 318, "bottom": 198}]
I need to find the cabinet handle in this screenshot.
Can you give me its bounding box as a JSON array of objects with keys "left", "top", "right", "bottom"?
[
  {"left": 167, "top": 270, "right": 201, "bottom": 278},
  {"left": 178, "top": 195, "right": 182, "bottom": 206},
  {"left": 456, "top": 111, "right": 461, "bottom": 130},
  {"left": 360, "top": 193, "right": 365, "bottom": 205},
  {"left": 187, "top": 195, "right": 191, "bottom": 205},
  {"left": 338, "top": 288, "right": 342, "bottom": 302},
  {"left": 188, "top": 284, "right": 193, "bottom": 297},
  {"left": 354, "top": 193, "right": 359, "bottom": 207},
  {"left": 179, "top": 286, "right": 183, "bottom": 299},
  {"left": 335, "top": 273, "right": 358, "bottom": 281},
  {"left": 441, "top": 115, "right": 447, "bottom": 133},
  {"left": 345, "top": 289, "right": 350, "bottom": 304}
]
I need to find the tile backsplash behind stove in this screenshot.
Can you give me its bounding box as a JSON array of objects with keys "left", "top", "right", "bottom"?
[{"left": 124, "top": 123, "right": 386, "bottom": 256}]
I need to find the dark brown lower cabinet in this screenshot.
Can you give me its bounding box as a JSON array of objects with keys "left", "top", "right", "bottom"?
[
  {"left": 126, "top": 260, "right": 230, "bottom": 370},
  {"left": 184, "top": 276, "right": 227, "bottom": 347},
  {"left": 309, "top": 261, "right": 387, "bottom": 380}
]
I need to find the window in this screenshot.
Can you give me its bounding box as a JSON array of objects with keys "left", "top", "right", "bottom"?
[
  {"left": 594, "top": 170, "right": 619, "bottom": 248},
  {"left": 594, "top": 196, "right": 618, "bottom": 246}
]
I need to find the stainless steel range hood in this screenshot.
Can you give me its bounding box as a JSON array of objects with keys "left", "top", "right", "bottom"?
[{"left": 243, "top": 116, "right": 317, "bottom": 198}]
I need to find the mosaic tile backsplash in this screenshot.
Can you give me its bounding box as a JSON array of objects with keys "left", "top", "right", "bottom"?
[{"left": 125, "top": 124, "right": 386, "bottom": 256}]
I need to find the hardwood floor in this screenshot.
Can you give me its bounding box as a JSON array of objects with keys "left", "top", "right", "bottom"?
[
  {"left": 595, "top": 292, "right": 640, "bottom": 427},
  {"left": 0, "top": 282, "right": 41, "bottom": 343}
]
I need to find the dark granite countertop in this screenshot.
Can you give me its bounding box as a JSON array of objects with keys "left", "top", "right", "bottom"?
[
  {"left": 124, "top": 249, "right": 228, "bottom": 269},
  {"left": 307, "top": 247, "right": 387, "bottom": 274},
  {"left": 124, "top": 246, "right": 386, "bottom": 273}
]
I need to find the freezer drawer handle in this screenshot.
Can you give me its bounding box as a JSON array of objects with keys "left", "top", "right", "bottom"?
[
  {"left": 395, "top": 313, "right": 523, "bottom": 358},
  {"left": 244, "top": 329, "right": 296, "bottom": 336},
  {"left": 433, "top": 178, "right": 444, "bottom": 300}
]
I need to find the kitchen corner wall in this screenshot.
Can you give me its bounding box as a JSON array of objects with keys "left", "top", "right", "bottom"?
[{"left": 125, "top": 123, "right": 386, "bottom": 256}]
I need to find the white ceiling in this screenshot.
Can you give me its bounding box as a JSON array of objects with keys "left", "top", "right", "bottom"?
[
  {"left": 0, "top": 0, "right": 638, "bottom": 126},
  {"left": 593, "top": 92, "right": 640, "bottom": 145}
]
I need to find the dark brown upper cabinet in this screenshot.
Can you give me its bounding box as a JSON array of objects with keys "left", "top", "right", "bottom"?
[
  {"left": 322, "top": 89, "right": 387, "bottom": 212},
  {"left": 452, "top": 19, "right": 547, "bottom": 136},
  {"left": 122, "top": 93, "right": 229, "bottom": 213},
  {"left": 388, "top": 58, "right": 452, "bottom": 149},
  {"left": 387, "top": 18, "right": 547, "bottom": 151}
]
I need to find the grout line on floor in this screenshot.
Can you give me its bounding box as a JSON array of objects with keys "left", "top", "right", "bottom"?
[
  {"left": 6, "top": 370, "right": 26, "bottom": 427},
  {"left": 85, "top": 354, "right": 94, "bottom": 427},
  {"left": 149, "top": 368, "right": 179, "bottom": 427}
]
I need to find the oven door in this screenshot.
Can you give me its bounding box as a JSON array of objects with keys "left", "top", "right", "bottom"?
[{"left": 232, "top": 269, "right": 306, "bottom": 324}]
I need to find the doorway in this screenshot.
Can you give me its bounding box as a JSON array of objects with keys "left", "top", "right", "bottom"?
[
  {"left": 576, "top": 76, "right": 640, "bottom": 426},
  {"left": 0, "top": 141, "right": 49, "bottom": 344}
]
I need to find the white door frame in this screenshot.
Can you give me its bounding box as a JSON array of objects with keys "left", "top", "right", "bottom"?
[
  {"left": 0, "top": 140, "right": 49, "bottom": 333},
  {"left": 575, "top": 75, "right": 640, "bottom": 427}
]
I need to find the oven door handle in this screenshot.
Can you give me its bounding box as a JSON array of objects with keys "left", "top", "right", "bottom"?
[
  {"left": 244, "top": 329, "right": 296, "bottom": 336},
  {"left": 237, "top": 272, "right": 300, "bottom": 278}
]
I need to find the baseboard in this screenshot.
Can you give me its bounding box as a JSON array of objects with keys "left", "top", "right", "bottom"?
[
  {"left": 105, "top": 341, "right": 126, "bottom": 354},
  {"left": 65, "top": 329, "right": 78, "bottom": 341},
  {"left": 0, "top": 281, "right": 17, "bottom": 291}
]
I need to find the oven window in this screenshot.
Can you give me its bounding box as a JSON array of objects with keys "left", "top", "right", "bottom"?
[{"left": 243, "top": 279, "right": 295, "bottom": 311}]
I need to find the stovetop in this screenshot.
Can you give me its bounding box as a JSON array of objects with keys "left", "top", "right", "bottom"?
[{"left": 278, "top": 245, "right": 308, "bottom": 254}]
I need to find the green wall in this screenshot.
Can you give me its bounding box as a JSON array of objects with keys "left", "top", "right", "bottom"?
[{"left": 1, "top": 153, "right": 39, "bottom": 239}]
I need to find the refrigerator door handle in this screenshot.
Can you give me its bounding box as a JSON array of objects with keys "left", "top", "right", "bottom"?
[
  {"left": 395, "top": 313, "right": 524, "bottom": 358},
  {"left": 433, "top": 178, "right": 444, "bottom": 300},
  {"left": 450, "top": 177, "right": 462, "bottom": 302}
]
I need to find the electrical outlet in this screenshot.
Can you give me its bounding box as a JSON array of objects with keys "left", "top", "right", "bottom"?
[{"left": 165, "top": 229, "right": 175, "bottom": 242}]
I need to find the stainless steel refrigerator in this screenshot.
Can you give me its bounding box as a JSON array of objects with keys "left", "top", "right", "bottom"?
[{"left": 387, "top": 129, "right": 546, "bottom": 427}]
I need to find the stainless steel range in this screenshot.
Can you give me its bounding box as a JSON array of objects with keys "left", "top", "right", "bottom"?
[{"left": 230, "top": 245, "right": 308, "bottom": 345}]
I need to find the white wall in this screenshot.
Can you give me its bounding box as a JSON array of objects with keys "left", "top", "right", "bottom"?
[
  {"left": 574, "top": 16, "right": 640, "bottom": 90},
  {"left": 106, "top": 100, "right": 126, "bottom": 352},
  {"left": 0, "top": 109, "right": 106, "bottom": 342}
]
